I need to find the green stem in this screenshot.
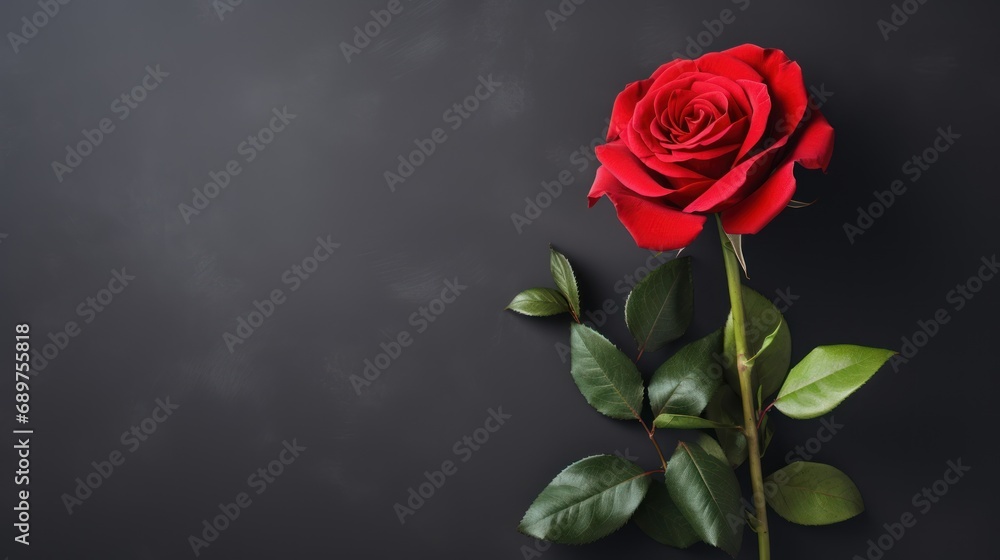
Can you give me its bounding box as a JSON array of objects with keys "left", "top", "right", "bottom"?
[{"left": 715, "top": 216, "right": 771, "bottom": 560}]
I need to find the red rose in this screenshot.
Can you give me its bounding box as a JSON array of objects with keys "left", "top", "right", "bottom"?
[{"left": 588, "top": 44, "right": 835, "bottom": 250}]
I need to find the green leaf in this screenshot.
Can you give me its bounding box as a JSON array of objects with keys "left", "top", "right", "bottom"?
[
  {"left": 550, "top": 248, "right": 581, "bottom": 320},
  {"left": 506, "top": 288, "right": 570, "bottom": 317},
  {"left": 648, "top": 330, "right": 724, "bottom": 418},
  {"left": 634, "top": 480, "right": 700, "bottom": 548},
  {"left": 694, "top": 434, "right": 728, "bottom": 464},
  {"left": 625, "top": 257, "right": 693, "bottom": 354},
  {"left": 723, "top": 286, "right": 791, "bottom": 400},
  {"left": 774, "top": 345, "right": 896, "bottom": 419},
  {"left": 519, "top": 455, "right": 652, "bottom": 544},
  {"left": 665, "top": 442, "right": 744, "bottom": 557},
  {"left": 705, "top": 386, "right": 747, "bottom": 468},
  {"left": 765, "top": 462, "right": 865, "bottom": 525},
  {"left": 569, "top": 323, "right": 644, "bottom": 420},
  {"left": 654, "top": 414, "right": 738, "bottom": 431}
]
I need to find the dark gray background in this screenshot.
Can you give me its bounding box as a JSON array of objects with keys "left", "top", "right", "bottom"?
[{"left": 2, "top": 0, "right": 997, "bottom": 558}]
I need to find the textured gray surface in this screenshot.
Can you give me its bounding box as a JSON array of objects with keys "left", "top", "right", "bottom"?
[{"left": 1, "top": 0, "right": 997, "bottom": 558}]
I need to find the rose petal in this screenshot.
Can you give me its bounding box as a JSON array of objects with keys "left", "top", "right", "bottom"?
[
  {"left": 698, "top": 76, "right": 751, "bottom": 118},
  {"left": 734, "top": 79, "right": 771, "bottom": 161},
  {"left": 722, "top": 44, "right": 809, "bottom": 138},
  {"left": 650, "top": 58, "right": 699, "bottom": 82},
  {"left": 645, "top": 73, "right": 733, "bottom": 137},
  {"left": 681, "top": 68, "right": 808, "bottom": 213},
  {"left": 644, "top": 154, "right": 728, "bottom": 185},
  {"left": 661, "top": 178, "right": 717, "bottom": 208},
  {"left": 608, "top": 79, "right": 653, "bottom": 142},
  {"left": 595, "top": 142, "right": 674, "bottom": 197},
  {"left": 589, "top": 167, "right": 707, "bottom": 251},
  {"left": 627, "top": 147, "right": 716, "bottom": 189},
  {"left": 721, "top": 112, "right": 835, "bottom": 233},
  {"left": 694, "top": 50, "right": 764, "bottom": 83},
  {"left": 658, "top": 140, "right": 740, "bottom": 163},
  {"left": 680, "top": 142, "right": 777, "bottom": 213},
  {"left": 635, "top": 73, "right": 748, "bottom": 163}
]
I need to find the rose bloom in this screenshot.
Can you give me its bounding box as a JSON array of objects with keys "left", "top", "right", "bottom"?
[{"left": 588, "top": 44, "right": 835, "bottom": 250}]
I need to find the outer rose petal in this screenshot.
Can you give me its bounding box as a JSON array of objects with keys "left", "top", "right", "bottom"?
[
  {"left": 721, "top": 112, "right": 835, "bottom": 233},
  {"left": 690, "top": 50, "right": 764, "bottom": 83},
  {"left": 600, "top": 139, "right": 712, "bottom": 193},
  {"left": 608, "top": 80, "right": 652, "bottom": 142},
  {"left": 650, "top": 58, "right": 699, "bottom": 82},
  {"left": 589, "top": 167, "right": 707, "bottom": 251},
  {"left": 721, "top": 44, "right": 809, "bottom": 131},
  {"left": 595, "top": 142, "right": 675, "bottom": 198}
]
